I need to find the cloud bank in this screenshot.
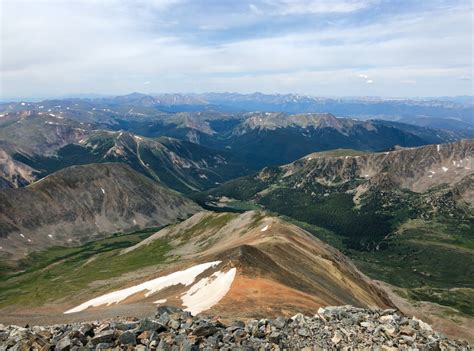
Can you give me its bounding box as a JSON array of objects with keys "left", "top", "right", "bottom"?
[{"left": 0, "top": 0, "right": 472, "bottom": 98}]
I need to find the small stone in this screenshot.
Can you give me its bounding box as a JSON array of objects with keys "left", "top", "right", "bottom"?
[
  {"left": 400, "top": 335, "right": 415, "bottom": 344},
  {"left": 271, "top": 317, "right": 286, "bottom": 330},
  {"left": 115, "top": 322, "right": 139, "bottom": 331},
  {"left": 232, "top": 320, "right": 245, "bottom": 329},
  {"left": 413, "top": 317, "right": 432, "bottom": 332},
  {"left": 169, "top": 320, "right": 180, "bottom": 330},
  {"left": 137, "top": 319, "right": 166, "bottom": 333},
  {"left": 331, "top": 331, "right": 343, "bottom": 345},
  {"left": 78, "top": 324, "right": 93, "bottom": 338},
  {"left": 382, "top": 324, "right": 397, "bottom": 336},
  {"left": 192, "top": 325, "right": 217, "bottom": 337},
  {"left": 399, "top": 325, "right": 415, "bottom": 336},
  {"left": 298, "top": 328, "right": 310, "bottom": 337},
  {"left": 269, "top": 331, "right": 281, "bottom": 344},
  {"left": 379, "top": 315, "right": 395, "bottom": 323},
  {"left": 119, "top": 330, "right": 136, "bottom": 346},
  {"left": 55, "top": 336, "right": 71, "bottom": 351},
  {"left": 90, "top": 330, "right": 115, "bottom": 345},
  {"left": 233, "top": 329, "right": 247, "bottom": 342},
  {"left": 381, "top": 346, "right": 398, "bottom": 351}
]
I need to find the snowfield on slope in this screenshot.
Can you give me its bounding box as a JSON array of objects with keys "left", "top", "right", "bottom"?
[
  {"left": 64, "top": 261, "right": 225, "bottom": 314},
  {"left": 181, "top": 268, "right": 236, "bottom": 315}
]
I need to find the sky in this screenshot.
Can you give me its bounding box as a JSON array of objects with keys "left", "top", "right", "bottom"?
[{"left": 0, "top": 0, "right": 473, "bottom": 99}]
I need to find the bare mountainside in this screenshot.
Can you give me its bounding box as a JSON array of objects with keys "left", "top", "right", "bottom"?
[
  {"left": 0, "top": 163, "right": 199, "bottom": 262},
  {"left": 0, "top": 111, "right": 92, "bottom": 155},
  {"left": 12, "top": 130, "right": 250, "bottom": 193},
  {"left": 283, "top": 139, "right": 473, "bottom": 197},
  {"left": 0, "top": 147, "right": 37, "bottom": 188},
  {"left": 0, "top": 211, "right": 392, "bottom": 325}
]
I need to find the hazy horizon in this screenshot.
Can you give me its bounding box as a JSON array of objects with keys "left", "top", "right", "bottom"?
[{"left": 1, "top": 91, "right": 473, "bottom": 104}]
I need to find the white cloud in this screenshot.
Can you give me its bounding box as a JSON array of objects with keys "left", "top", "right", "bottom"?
[
  {"left": 267, "top": 0, "right": 377, "bottom": 15},
  {"left": 249, "top": 3, "right": 262, "bottom": 15},
  {"left": 0, "top": 0, "right": 472, "bottom": 98},
  {"left": 366, "top": 79, "right": 374, "bottom": 84}
]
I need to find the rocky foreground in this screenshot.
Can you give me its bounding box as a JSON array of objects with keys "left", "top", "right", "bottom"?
[{"left": 0, "top": 306, "right": 470, "bottom": 350}]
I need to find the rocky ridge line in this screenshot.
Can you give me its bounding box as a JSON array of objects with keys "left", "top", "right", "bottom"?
[{"left": 0, "top": 305, "right": 470, "bottom": 350}]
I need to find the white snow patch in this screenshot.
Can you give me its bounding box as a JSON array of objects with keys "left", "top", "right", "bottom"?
[
  {"left": 181, "top": 268, "right": 236, "bottom": 315},
  {"left": 133, "top": 219, "right": 137, "bottom": 225},
  {"left": 154, "top": 299, "right": 167, "bottom": 304},
  {"left": 261, "top": 225, "right": 269, "bottom": 232},
  {"left": 64, "top": 261, "right": 221, "bottom": 314},
  {"left": 437, "top": 144, "right": 440, "bottom": 152},
  {"left": 428, "top": 175, "right": 433, "bottom": 178},
  {"left": 49, "top": 113, "right": 55, "bottom": 117},
  {"left": 27, "top": 239, "right": 32, "bottom": 243},
  {"left": 48, "top": 234, "right": 53, "bottom": 239},
  {"left": 101, "top": 187, "right": 105, "bottom": 194},
  {"left": 198, "top": 174, "right": 208, "bottom": 179},
  {"left": 21, "top": 102, "right": 26, "bottom": 106},
  {"left": 442, "top": 167, "right": 449, "bottom": 172},
  {"left": 20, "top": 233, "right": 25, "bottom": 238}
]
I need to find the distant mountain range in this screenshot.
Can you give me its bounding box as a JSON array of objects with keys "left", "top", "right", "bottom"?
[
  {"left": 1, "top": 92, "right": 473, "bottom": 132},
  {"left": 0, "top": 105, "right": 470, "bottom": 173}
]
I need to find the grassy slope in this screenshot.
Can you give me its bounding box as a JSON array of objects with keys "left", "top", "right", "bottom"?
[
  {"left": 0, "top": 228, "right": 172, "bottom": 307},
  {"left": 0, "top": 212, "right": 243, "bottom": 309}
]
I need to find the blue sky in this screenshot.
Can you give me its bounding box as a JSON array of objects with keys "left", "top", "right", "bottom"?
[{"left": 1, "top": 0, "right": 472, "bottom": 98}]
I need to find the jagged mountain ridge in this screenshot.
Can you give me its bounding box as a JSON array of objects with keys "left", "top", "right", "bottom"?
[
  {"left": 12, "top": 130, "right": 250, "bottom": 193},
  {"left": 202, "top": 140, "right": 473, "bottom": 209},
  {"left": 283, "top": 140, "right": 473, "bottom": 195},
  {"left": 0, "top": 163, "right": 200, "bottom": 262}
]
